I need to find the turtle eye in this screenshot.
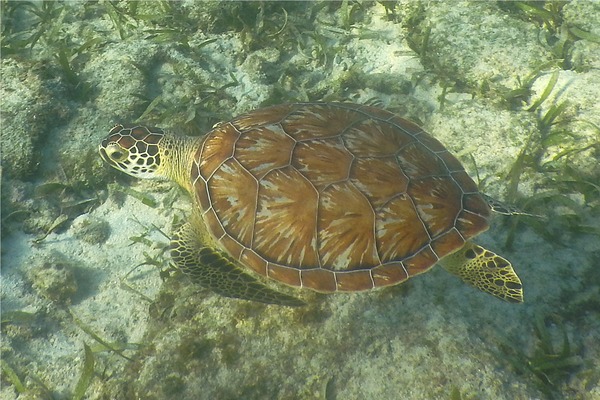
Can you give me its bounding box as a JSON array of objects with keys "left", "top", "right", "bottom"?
[{"left": 106, "top": 143, "right": 129, "bottom": 162}]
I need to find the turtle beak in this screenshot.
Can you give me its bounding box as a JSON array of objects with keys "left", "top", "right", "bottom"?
[
  {"left": 99, "top": 142, "right": 121, "bottom": 171},
  {"left": 99, "top": 144, "right": 112, "bottom": 165}
]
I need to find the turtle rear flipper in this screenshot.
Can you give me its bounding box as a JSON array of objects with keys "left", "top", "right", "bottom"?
[
  {"left": 171, "top": 223, "right": 305, "bottom": 307},
  {"left": 439, "top": 241, "right": 523, "bottom": 303}
]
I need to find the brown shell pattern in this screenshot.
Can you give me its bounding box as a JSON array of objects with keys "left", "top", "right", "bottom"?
[{"left": 190, "top": 103, "right": 491, "bottom": 292}]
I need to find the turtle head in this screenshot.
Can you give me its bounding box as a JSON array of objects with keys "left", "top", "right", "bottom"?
[{"left": 99, "top": 124, "right": 166, "bottom": 179}]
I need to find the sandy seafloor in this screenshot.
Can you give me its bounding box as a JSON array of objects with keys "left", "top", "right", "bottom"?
[{"left": 1, "top": 1, "right": 600, "bottom": 399}]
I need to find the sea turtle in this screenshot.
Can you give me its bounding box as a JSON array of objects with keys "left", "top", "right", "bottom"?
[{"left": 99, "top": 102, "right": 523, "bottom": 306}]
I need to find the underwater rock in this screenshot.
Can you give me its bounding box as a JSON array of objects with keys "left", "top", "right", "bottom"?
[{"left": 27, "top": 251, "right": 78, "bottom": 304}]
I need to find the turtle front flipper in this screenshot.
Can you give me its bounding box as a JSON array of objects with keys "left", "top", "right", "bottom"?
[
  {"left": 439, "top": 242, "right": 523, "bottom": 303},
  {"left": 482, "top": 193, "right": 542, "bottom": 218},
  {"left": 170, "top": 222, "right": 306, "bottom": 307}
]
